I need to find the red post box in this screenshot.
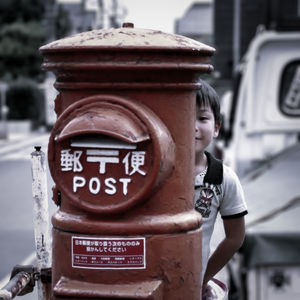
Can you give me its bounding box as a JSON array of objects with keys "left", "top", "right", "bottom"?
[{"left": 40, "top": 23, "right": 215, "bottom": 299}]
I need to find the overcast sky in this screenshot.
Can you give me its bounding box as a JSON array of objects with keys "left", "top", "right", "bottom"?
[
  {"left": 59, "top": 0, "right": 211, "bottom": 34},
  {"left": 121, "top": 0, "right": 210, "bottom": 33}
]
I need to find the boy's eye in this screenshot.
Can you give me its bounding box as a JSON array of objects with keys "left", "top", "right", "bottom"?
[{"left": 199, "top": 117, "right": 209, "bottom": 121}]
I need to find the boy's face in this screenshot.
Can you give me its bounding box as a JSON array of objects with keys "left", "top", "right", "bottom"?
[{"left": 195, "top": 105, "right": 221, "bottom": 153}]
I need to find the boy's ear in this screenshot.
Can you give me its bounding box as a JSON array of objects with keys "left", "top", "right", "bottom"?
[{"left": 214, "top": 122, "right": 221, "bottom": 138}]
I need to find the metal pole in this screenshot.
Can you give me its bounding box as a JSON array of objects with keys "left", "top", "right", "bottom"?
[
  {"left": 31, "top": 146, "right": 52, "bottom": 300},
  {"left": 96, "top": 0, "right": 104, "bottom": 29},
  {"left": 0, "top": 82, "right": 8, "bottom": 139},
  {"left": 233, "top": 0, "right": 241, "bottom": 74},
  {"left": 0, "top": 272, "right": 31, "bottom": 300}
]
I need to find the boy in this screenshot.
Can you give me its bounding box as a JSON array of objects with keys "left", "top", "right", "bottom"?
[{"left": 194, "top": 80, "right": 247, "bottom": 298}]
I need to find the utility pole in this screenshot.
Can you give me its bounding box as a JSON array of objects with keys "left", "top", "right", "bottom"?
[
  {"left": 96, "top": 0, "right": 104, "bottom": 29},
  {"left": 233, "top": 0, "right": 241, "bottom": 74},
  {"left": 0, "top": 82, "right": 8, "bottom": 139}
]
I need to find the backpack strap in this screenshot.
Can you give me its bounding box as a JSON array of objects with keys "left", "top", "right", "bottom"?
[{"left": 204, "top": 151, "right": 223, "bottom": 185}]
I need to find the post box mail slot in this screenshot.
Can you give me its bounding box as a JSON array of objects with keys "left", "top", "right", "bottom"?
[{"left": 48, "top": 94, "right": 175, "bottom": 214}]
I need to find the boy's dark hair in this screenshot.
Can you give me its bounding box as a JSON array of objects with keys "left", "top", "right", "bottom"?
[{"left": 196, "top": 80, "right": 222, "bottom": 124}]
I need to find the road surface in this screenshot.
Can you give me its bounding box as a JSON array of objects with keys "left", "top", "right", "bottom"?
[{"left": 0, "top": 132, "right": 56, "bottom": 297}]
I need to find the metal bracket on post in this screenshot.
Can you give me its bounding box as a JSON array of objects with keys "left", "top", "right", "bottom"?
[
  {"left": 0, "top": 271, "right": 32, "bottom": 300},
  {"left": 0, "top": 265, "right": 52, "bottom": 300},
  {"left": 9, "top": 265, "right": 36, "bottom": 296}
]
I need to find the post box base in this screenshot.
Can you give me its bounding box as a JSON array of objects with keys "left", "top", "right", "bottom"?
[
  {"left": 52, "top": 227, "right": 202, "bottom": 300},
  {"left": 53, "top": 277, "right": 163, "bottom": 299}
]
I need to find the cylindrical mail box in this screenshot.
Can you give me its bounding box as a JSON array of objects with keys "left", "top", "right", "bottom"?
[{"left": 40, "top": 23, "right": 215, "bottom": 300}]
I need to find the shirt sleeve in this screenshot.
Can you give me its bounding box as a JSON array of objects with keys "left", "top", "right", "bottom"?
[{"left": 219, "top": 165, "right": 248, "bottom": 218}]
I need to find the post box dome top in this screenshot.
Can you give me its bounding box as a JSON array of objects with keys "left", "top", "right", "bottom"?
[{"left": 40, "top": 24, "right": 215, "bottom": 54}]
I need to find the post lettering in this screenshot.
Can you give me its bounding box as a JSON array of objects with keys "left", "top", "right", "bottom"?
[
  {"left": 89, "top": 177, "right": 101, "bottom": 194},
  {"left": 105, "top": 178, "right": 117, "bottom": 195},
  {"left": 72, "top": 176, "right": 132, "bottom": 196},
  {"left": 73, "top": 176, "right": 86, "bottom": 193},
  {"left": 119, "top": 178, "right": 131, "bottom": 195}
]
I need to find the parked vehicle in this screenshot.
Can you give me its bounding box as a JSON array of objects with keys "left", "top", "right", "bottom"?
[
  {"left": 238, "top": 143, "right": 300, "bottom": 300},
  {"left": 220, "top": 30, "right": 300, "bottom": 178},
  {"left": 218, "top": 29, "right": 300, "bottom": 300}
]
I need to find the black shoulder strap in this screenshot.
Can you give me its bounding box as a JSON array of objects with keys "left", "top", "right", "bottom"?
[{"left": 204, "top": 151, "right": 223, "bottom": 185}]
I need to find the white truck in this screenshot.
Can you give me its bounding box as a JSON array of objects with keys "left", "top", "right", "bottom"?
[
  {"left": 220, "top": 29, "right": 300, "bottom": 178},
  {"left": 218, "top": 29, "right": 300, "bottom": 300}
]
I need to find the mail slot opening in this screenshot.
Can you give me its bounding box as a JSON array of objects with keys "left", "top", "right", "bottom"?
[{"left": 70, "top": 134, "right": 140, "bottom": 149}]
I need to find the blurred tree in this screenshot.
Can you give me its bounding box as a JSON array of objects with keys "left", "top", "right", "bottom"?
[
  {"left": 6, "top": 77, "right": 44, "bottom": 125},
  {"left": 0, "top": 21, "right": 45, "bottom": 81},
  {"left": 0, "top": 0, "right": 72, "bottom": 81},
  {"left": 0, "top": 0, "right": 46, "bottom": 81},
  {"left": 0, "top": 0, "right": 45, "bottom": 24},
  {"left": 0, "top": 0, "right": 49, "bottom": 124}
]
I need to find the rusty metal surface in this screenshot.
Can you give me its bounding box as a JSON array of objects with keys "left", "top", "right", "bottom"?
[
  {"left": 56, "top": 100, "right": 150, "bottom": 144},
  {"left": 40, "top": 26, "right": 214, "bottom": 53},
  {"left": 53, "top": 277, "right": 163, "bottom": 299},
  {"left": 48, "top": 95, "right": 175, "bottom": 214},
  {"left": 52, "top": 228, "right": 201, "bottom": 300},
  {"left": 0, "top": 272, "right": 31, "bottom": 300},
  {"left": 40, "top": 24, "right": 215, "bottom": 299},
  {"left": 40, "top": 26, "right": 215, "bottom": 94},
  {"left": 52, "top": 210, "right": 201, "bottom": 235}
]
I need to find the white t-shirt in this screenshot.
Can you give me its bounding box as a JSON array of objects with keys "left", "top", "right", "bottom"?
[{"left": 194, "top": 158, "right": 247, "bottom": 280}]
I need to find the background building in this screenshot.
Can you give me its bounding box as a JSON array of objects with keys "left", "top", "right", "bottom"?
[
  {"left": 175, "top": 1, "right": 213, "bottom": 47},
  {"left": 175, "top": 0, "right": 300, "bottom": 90},
  {"left": 214, "top": 0, "right": 300, "bottom": 80}
]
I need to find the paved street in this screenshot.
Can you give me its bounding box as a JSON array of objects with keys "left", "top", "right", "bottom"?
[{"left": 0, "top": 132, "right": 56, "bottom": 296}]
